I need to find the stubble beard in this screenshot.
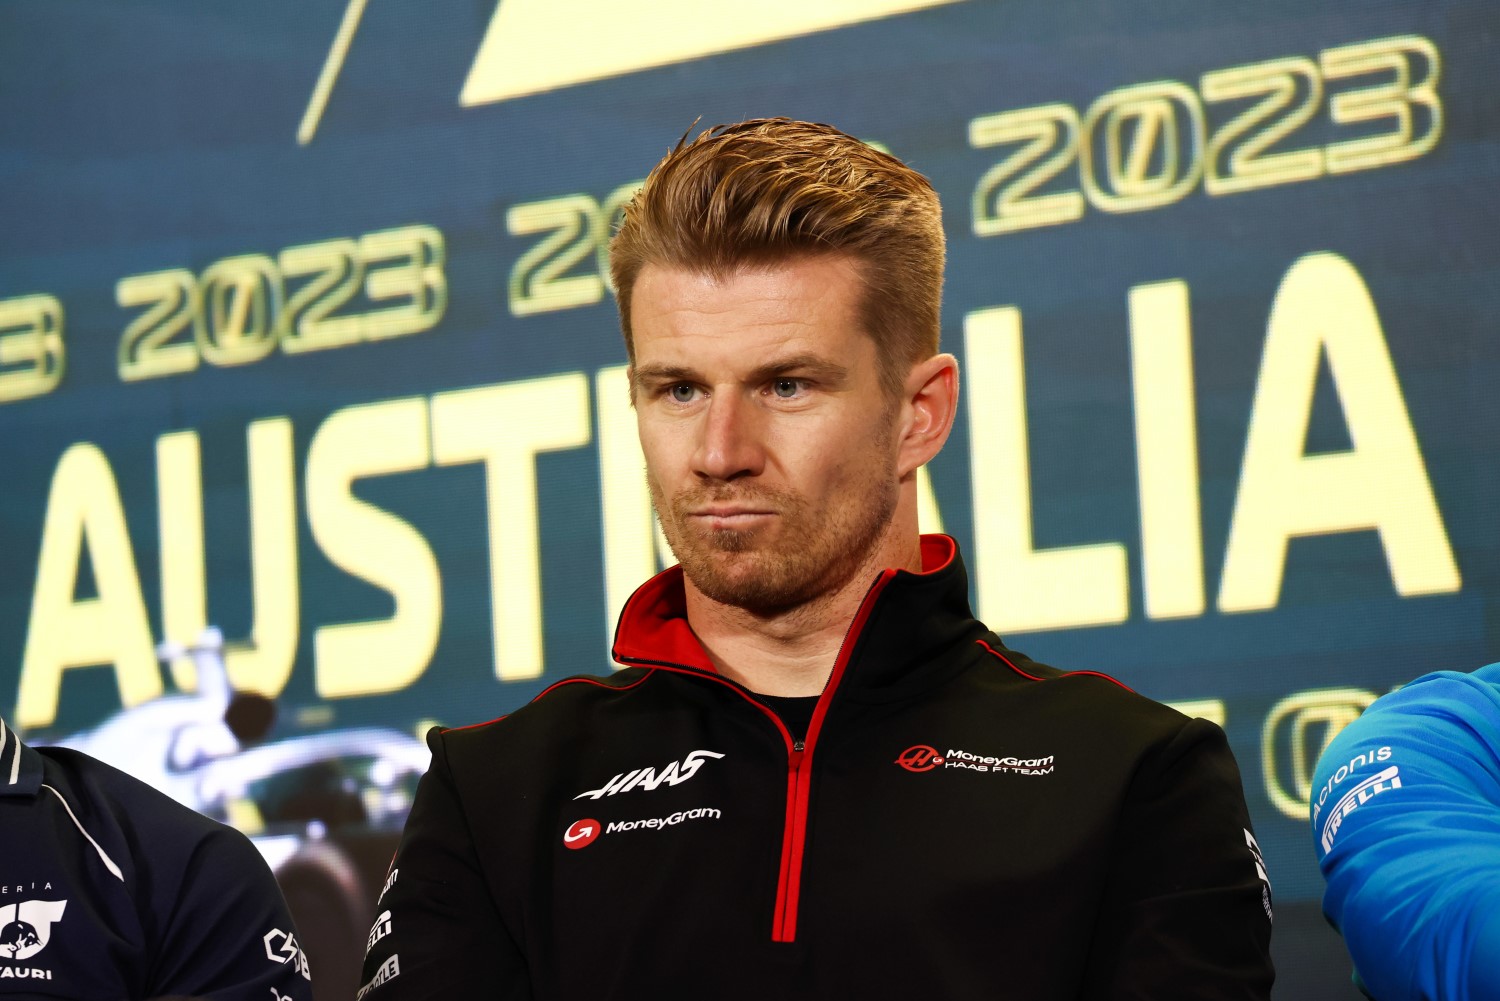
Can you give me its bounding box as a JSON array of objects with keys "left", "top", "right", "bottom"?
[{"left": 650, "top": 460, "right": 900, "bottom": 618}]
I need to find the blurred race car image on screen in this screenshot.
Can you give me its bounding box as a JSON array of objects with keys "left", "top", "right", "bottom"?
[{"left": 43, "top": 628, "right": 429, "bottom": 1000}]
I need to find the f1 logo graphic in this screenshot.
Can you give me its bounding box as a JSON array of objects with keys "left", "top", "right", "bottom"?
[
  {"left": 563, "top": 818, "right": 601, "bottom": 850},
  {"left": 299, "top": 0, "right": 968, "bottom": 143}
]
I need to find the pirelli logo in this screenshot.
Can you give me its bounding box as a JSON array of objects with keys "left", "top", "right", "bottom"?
[
  {"left": 1319, "top": 765, "right": 1401, "bottom": 853},
  {"left": 355, "top": 955, "right": 399, "bottom": 1000}
]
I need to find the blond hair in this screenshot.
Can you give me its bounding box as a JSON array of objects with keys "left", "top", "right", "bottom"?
[{"left": 609, "top": 118, "right": 944, "bottom": 397}]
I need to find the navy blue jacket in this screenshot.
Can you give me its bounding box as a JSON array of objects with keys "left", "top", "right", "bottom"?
[{"left": 0, "top": 718, "right": 313, "bottom": 1000}]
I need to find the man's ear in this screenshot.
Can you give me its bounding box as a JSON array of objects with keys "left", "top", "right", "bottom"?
[{"left": 896, "top": 353, "right": 959, "bottom": 478}]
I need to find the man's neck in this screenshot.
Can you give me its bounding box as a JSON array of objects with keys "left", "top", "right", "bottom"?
[{"left": 683, "top": 535, "right": 924, "bottom": 697}]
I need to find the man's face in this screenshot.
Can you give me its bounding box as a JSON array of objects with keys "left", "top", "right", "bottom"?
[{"left": 630, "top": 255, "right": 903, "bottom": 615}]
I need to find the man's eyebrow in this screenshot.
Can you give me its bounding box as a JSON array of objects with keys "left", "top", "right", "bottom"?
[
  {"left": 631, "top": 363, "right": 699, "bottom": 388},
  {"left": 743, "top": 354, "right": 850, "bottom": 385},
  {"left": 631, "top": 355, "right": 851, "bottom": 388}
]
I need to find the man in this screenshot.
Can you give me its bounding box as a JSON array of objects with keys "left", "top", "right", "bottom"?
[
  {"left": 361, "top": 118, "right": 1273, "bottom": 998},
  {"left": 0, "top": 716, "right": 313, "bottom": 1000},
  {"left": 1311, "top": 661, "right": 1500, "bottom": 999}
]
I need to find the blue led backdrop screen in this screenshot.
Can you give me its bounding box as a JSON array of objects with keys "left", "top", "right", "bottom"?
[{"left": 2, "top": 2, "right": 1497, "bottom": 997}]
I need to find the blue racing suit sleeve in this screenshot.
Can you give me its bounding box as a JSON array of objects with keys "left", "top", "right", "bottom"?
[{"left": 1310, "top": 662, "right": 1500, "bottom": 1001}]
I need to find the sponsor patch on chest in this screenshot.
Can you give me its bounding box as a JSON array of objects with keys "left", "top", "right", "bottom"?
[
  {"left": 562, "top": 807, "right": 722, "bottom": 849},
  {"left": 573, "top": 750, "right": 725, "bottom": 800},
  {"left": 895, "top": 744, "right": 1055, "bottom": 776},
  {"left": 0, "top": 898, "right": 66, "bottom": 982}
]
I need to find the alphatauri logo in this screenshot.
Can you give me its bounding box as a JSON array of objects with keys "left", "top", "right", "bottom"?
[
  {"left": 574, "top": 750, "right": 725, "bottom": 800},
  {"left": 0, "top": 899, "right": 66, "bottom": 962}
]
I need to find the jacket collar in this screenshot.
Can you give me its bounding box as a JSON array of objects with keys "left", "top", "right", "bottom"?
[
  {"left": 0, "top": 717, "right": 44, "bottom": 798},
  {"left": 611, "top": 534, "right": 991, "bottom": 700}
]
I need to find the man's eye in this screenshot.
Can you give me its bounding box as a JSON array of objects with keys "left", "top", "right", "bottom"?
[
  {"left": 668, "top": 384, "right": 698, "bottom": 403},
  {"left": 772, "top": 379, "right": 802, "bottom": 399}
]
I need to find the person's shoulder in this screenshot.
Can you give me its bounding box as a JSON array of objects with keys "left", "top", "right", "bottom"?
[
  {"left": 1383, "top": 660, "right": 1500, "bottom": 713},
  {"left": 1318, "top": 661, "right": 1500, "bottom": 774},
  {"left": 976, "top": 641, "right": 1213, "bottom": 761},
  {"left": 38, "top": 745, "right": 258, "bottom": 854},
  {"left": 39, "top": 745, "right": 212, "bottom": 829},
  {"left": 1474, "top": 661, "right": 1500, "bottom": 685},
  {"left": 432, "top": 668, "right": 657, "bottom": 754},
  {"left": 30, "top": 745, "right": 280, "bottom": 919},
  {"left": 986, "top": 643, "right": 1192, "bottom": 728}
]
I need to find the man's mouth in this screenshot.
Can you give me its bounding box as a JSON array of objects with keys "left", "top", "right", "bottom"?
[{"left": 688, "top": 507, "right": 775, "bottom": 530}]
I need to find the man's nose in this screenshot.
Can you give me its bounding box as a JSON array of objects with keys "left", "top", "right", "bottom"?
[{"left": 692, "top": 392, "right": 765, "bottom": 481}]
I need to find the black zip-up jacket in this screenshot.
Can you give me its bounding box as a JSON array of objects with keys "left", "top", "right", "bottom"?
[{"left": 361, "top": 537, "right": 1273, "bottom": 999}]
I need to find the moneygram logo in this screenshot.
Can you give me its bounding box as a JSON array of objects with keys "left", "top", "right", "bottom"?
[
  {"left": 896, "top": 745, "right": 945, "bottom": 772},
  {"left": 605, "top": 808, "right": 721, "bottom": 834},
  {"left": 563, "top": 818, "right": 601, "bottom": 850},
  {"left": 896, "top": 744, "right": 1055, "bottom": 776},
  {"left": 563, "top": 809, "right": 722, "bottom": 849}
]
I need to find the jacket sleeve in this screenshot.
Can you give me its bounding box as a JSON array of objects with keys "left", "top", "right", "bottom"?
[
  {"left": 356, "top": 727, "right": 531, "bottom": 1000},
  {"left": 1081, "top": 716, "right": 1275, "bottom": 1000},
  {"left": 1311, "top": 664, "right": 1500, "bottom": 1001},
  {"left": 144, "top": 824, "right": 314, "bottom": 1001}
]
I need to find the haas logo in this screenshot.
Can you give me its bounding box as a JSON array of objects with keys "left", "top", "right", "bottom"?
[
  {"left": 0, "top": 900, "right": 66, "bottom": 962},
  {"left": 895, "top": 745, "right": 944, "bottom": 773},
  {"left": 574, "top": 750, "right": 725, "bottom": 800}
]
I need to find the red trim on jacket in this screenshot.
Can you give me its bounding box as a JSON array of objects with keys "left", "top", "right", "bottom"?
[
  {"left": 445, "top": 674, "right": 655, "bottom": 731},
  {"left": 773, "top": 567, "right": 898, "bottom": 943},
  {"left": 611, "top": 535, "right": 958, "bottom": 670},
  {"left": 609, "top": 534, "right": 963, "bottom": 944},
  {"left": 917, "top": 533, "right": 957, "bottom": 575},
  {"left": 611, "top": 566, "right": 716, "bottom": 672},
  {"left": 976, "top": 639, "right": 1134, "bottom": 693}
]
